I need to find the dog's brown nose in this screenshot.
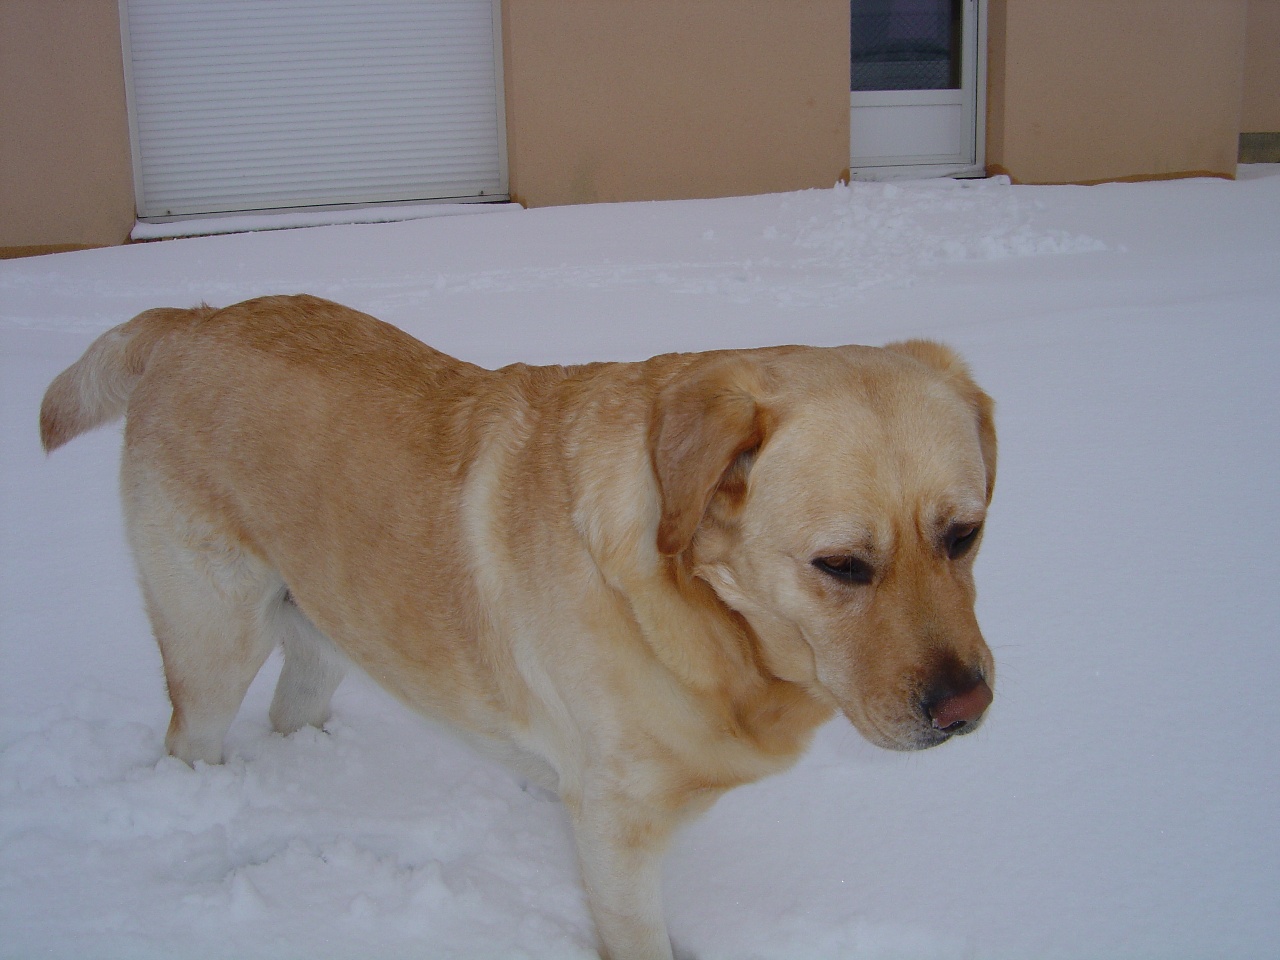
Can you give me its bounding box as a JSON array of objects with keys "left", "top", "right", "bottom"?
[{"left": 926, "top": 676, "right": 993, "bottom": 733}]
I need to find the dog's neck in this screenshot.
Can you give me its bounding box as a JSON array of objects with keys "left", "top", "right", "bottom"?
[{"left": 651, "top": 553, "right": 834, "bottom": 754}]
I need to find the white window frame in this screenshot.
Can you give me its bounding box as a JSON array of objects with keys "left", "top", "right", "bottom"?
[
  {"left": 119, "top": 0, "right": 509, "bottom": 221},
  {"left": 849, "top": 0, "right": 987, "bottom": 180}
]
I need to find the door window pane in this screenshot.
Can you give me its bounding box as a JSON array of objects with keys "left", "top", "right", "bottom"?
[{"left": 851, "top": 0, "right": 961, "bottom": 91}]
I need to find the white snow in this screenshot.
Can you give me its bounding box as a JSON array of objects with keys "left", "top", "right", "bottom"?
[{"left": 3, "top": 170, "right": 1279, "bottom": 959}]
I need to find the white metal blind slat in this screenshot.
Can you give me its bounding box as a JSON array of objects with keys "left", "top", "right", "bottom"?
[{"left": 124, "top": 0, "right": 507, "bottom": 218}]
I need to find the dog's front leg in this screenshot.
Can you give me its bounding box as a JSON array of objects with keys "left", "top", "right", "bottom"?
[{"left": 571, "top": 788, "right": 678, "bottom": 960}]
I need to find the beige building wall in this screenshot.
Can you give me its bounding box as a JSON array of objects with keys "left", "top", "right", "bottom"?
[
  {"left": 986, "top": 0, "right": 1249, "bottom": 183},
  {"left": 501, "top": 0, "right": 851, "bottom": 208},
  {"left": 1242, "top": 0, "right": 1280, "bottom": 132},
  {"left": 1, "top": 0, "right": 135, "bottom": 253}
]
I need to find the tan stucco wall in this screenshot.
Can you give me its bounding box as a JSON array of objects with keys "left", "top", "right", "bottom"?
[
  {"left": 501, "top": 0, "right": 850, "bottom": 207},
  {"left": 987, "top": 0, "right": 1249, "bottom": 183},
  {"left": 1242, "top": 0, "right": 1280, "bottom": 131},
  {"left": 1, "top": 0, "right": 135, "bottom": 250}
]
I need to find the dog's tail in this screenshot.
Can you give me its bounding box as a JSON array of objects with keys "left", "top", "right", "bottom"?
[{"left": 40, "top": 305, "right": 217, "bottom": 453}]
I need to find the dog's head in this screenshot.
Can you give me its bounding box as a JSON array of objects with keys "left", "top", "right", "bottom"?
[{"left": 650, "top": 340, "right": 996, "bottom": 751}]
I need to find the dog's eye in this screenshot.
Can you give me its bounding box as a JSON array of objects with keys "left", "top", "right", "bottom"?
[
  {"left": 812, "top": 555, "right": 874, "bottom": 585},
  {"left": 944, "top": 523, "right": 982, "bottom": 559}
]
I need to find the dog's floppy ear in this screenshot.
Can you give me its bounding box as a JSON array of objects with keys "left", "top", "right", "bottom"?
[
  {"left": 884, "top": 339, "right": 998, "bottom": 503},
  {"left": 649, "top": 357, "right": 768, "bottom": 556}
]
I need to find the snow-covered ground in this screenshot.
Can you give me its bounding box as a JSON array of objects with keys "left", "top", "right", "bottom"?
[{"left": 3, "top": 169, "right": 1278, "bottom": 959}]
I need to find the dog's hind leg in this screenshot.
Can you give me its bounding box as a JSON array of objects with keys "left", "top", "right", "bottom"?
[
  {"left": 268, "top": 593, "right": 346, "bottom": 737},
  {"left": 123, "top": 465, "right": 280, "bottom": 766}
]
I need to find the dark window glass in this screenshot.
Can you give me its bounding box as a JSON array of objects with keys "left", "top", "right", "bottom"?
[{"left": 851, "top": 0, "right": 962, "bottom": 91}]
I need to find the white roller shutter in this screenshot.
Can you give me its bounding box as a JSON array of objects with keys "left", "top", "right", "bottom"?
[{"left": 121, "top": 0, "right": 507, "bottom": 219}]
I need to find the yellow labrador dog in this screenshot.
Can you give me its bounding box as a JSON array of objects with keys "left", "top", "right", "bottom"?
[{"left": 41, "top": 295, "right": 995, "bottom": 960}]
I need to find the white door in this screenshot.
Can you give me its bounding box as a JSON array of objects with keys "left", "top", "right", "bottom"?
[
  {"left": 849, "top": 0, "right": 985, "bottom": 179},
  {"left": 122, "top": 0, "right": 508, "bottom": 219}
]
